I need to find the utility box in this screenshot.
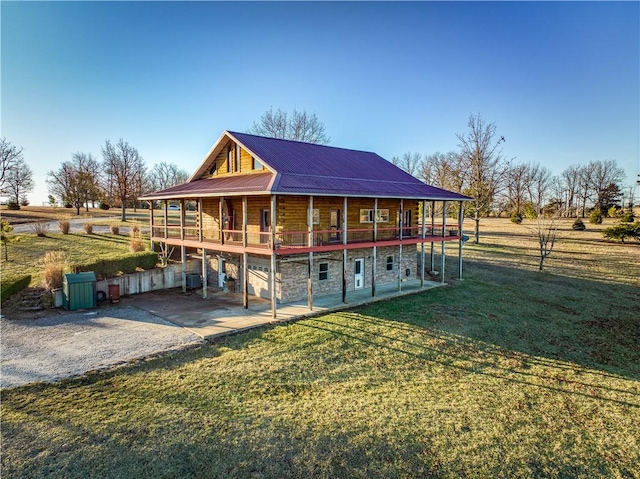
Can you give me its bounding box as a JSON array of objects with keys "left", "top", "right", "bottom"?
[
  {"left": 185, "top": 274, "right": 202, "bottom": 289},
  {"left": 63, "top": 272, "right": 97, "bottom": 311}
]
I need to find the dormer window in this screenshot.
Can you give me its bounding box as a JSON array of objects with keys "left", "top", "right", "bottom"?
[{"left": 252, "top": 157, "right": 263, "bottom": 170}]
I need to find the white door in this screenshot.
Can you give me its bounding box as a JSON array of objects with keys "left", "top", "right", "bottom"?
[
  {"left": 218, "top": 258, "right": 226, "bottom": 287},
  {"left": 354, "top": 258, "right": 364, "bottom": 289}
]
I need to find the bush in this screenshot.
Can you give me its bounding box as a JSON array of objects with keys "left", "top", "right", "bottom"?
[
  {"left": 110, "top": 224, "right": 120, "bottom": 235},
  {"left": 607, "top": 206, "right": 619, "bottom": 218},
  {"left": 620, "top": 210, "right": 635, "bottom": 223},
  {"left": 77, "top": 251, "right": 159, "bottom": 279},
  {"left": 523, "top": 203, "right": 538, "bottom": 220},
  {"left": 20, "top": 198, "right": 29, "bottom": 207},
  {"left": 589, "top": 208, "right": 603, "bottom": 224},
  {"left": 130, "top": 225, "right": 140, "bottom": 236},
  {"left": 602, "top": 222, "right": 640, "bottom": 243},
  {"left": 571, "top": 218, "right": 586, "bottom": 231},
  {"left": 129, "top": 233, "right": 145, "bottom": 253},
  {"left": 83, "top": 223, "right": 93, "bottom": 234},
  {"left": 6, "top": 201, "right": 20, "bottom": 210},
  {"left": 1, "top": 274, "right": 31, "bottom": 305},
  {"left": 64, "top": 203, "right": 73, "bottom": 209},
  {"left": 58, "top": 218, "right": 71, "bottom": 234},
  {"left": 31, "top": 220, "right": 50, "bottom": 237},
  {"left": 510, "top": 212, "right": 523, "bottom": 224},
  {"left": 99, "top": 202, "right": 110, "bottom": 210},
  {"left": 41, "top": 251, "right": 68, "bottom": 290}
]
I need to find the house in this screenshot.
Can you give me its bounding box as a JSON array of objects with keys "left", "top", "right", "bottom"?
[{"left": 140, "top": 131, "right": 469, "bottom": 318}]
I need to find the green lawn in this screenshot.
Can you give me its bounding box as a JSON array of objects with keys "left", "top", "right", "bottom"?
[
  {"left": 2, "top": 219, "right": 639, "bottom": 478},
  {"left": 1, "top": 233, "right": 133, "bottom": 286}
]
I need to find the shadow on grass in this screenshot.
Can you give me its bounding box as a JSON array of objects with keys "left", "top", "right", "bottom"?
[{"left": 352, "top": 258, "right": 639, "bottom": 383}]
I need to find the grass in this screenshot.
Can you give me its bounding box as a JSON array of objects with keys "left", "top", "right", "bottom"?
[
  {"left": 2, "top": 218, "right": 639, "bottom": 478},
  {"left": 0, "top": 233, "right": 132, "bottom": 287}
]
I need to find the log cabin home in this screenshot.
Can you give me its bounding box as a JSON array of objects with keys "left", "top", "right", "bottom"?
[{"left": 140, "top": 131, "right": 470, "bottom": 318}]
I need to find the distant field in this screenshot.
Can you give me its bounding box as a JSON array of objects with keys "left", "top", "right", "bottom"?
[
  {"left": 2, "top": 217, "right": 639, "bottom": 478},
  {"left": 0, "top": 205, "right": 120, "bottom": 225}
]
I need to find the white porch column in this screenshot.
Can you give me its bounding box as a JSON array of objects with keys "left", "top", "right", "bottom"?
[
  {"left": 198, "top": 198, "right": 203, "bottom": 242},
  {"left": 430, "top": 200, "right": 435, "bottom": 273},
  {"left": 270, "top": 194, "right": 277, "bottom": 319},
  {"left": 458, "top": 200, "right": 464, "bottom": 280},
  {"left": 420, "top": 199, "right": 426, "bottom": 287},
  {"left": 372, "top": 198, "right": 378, "bottom": 297},
  {"left": 342, "top": 196, "right": 348, "bottom": 303},
  {"left": 398, "top": 199, "right": 403, "bottom": 291},
  {"left": 308, "top": 196, "right": 314, "bottom": 311},
  {"left": 202, "top": 248, "right": 208, "bottom": 299},
  {"left": 243, "top": 196, "right": 248, "bottom": 309},
  {"left": 149, "top": 201, "right": 154, "bottom": 251},
  {"left": 180, "top": 199, "right": 186, "bottom": 293},
  {"left": 441, "top": 201, "right": 447, "bottom": 284}
]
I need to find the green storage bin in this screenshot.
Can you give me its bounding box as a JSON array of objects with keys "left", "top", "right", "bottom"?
[{"left": 62, "top": 272, "right": 97, "bottom": 311}]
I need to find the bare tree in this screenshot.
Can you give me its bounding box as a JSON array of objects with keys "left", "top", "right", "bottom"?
[
  {"left": 148, "top": 162, "right": 189, "bottom": 191},
  {"left": 531, "top": 216, "right": 559, "bottom": 271},
  {"left": 391, "top": 152, "right": 422, "bottom": 176},
  {"left": 101, "top": 139, "right": 144, "bottom": 222},
  {"left": 420, "top": 151, "right": 467, "bottom": 192},
  {"left": 526, "top": 163, "right": 552, "bottom": 214},
  {"left": 577, "top": 163, "right": 594, "bottom": 217},
  {"left": 589, "top": 159, "right": 625, "bottom": 213},
  {"left": 47, "top": 153, "right": 102, "bottom": 215},
  {"left": 561, "top": 164, "right": 581, "bottom": 217},
  {"left": 457, "top": 114, "right": 510, "bottom": 243},
  {"left": 249, "top": 108, "right": 330, "bottom": 144},
  {"left": 0, "top": 138, "right": 24, "bottom": 192},
  {"left": 2, "top": 158, "right": 34, "bottom": 207},
  {"left": 506, "top": 163, "right": 529, "bottom": 215}
]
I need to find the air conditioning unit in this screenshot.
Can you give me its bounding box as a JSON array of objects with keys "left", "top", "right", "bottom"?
[{"left": 185, "top": 274, "right": 202, "bottom": 289}]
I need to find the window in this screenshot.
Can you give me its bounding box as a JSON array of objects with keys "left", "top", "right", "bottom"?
[
  {"left": 311, "top": 208, "right": 320, "bottom": 225},
  {"left": 386, "top": 255, "right": 394, "bottom": 271},
  {"left": 319, "top": 263, "right": 329, "bottom": 281},
  {"left": 252, "top": 157, "right": 263, "bottom": 170},
  {"left": 359, "top": 208, "right": 389, "bottom": 223},
  {"left": 234, "top": 145, "right": 240, "bottom": 173},
  {"left": 227, "top": 146, "right": 232, "bottom": 173},
  {"left": 330, "top": 209, "right": 341, "bottom": 241}
]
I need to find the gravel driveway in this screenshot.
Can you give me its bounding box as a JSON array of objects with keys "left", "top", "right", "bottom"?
[{"left": 1, "top": 306, "right": 203, "bottom": 388}]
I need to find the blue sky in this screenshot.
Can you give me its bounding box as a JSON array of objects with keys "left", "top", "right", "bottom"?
[{"left": 2, "top": 1, "right": 639, "bottom": 205}]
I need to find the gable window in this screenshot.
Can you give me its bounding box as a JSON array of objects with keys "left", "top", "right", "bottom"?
[
  {"left": 235, "top": 145, "right": 241, "bottom": 173},
  {"left": 252, "top": 157, "right": 263, "bottom": 170},
  {"left": 386, "top": 255, "right": 394, "bottom": 271},
  {"left": 227, "top": 146, "right": 233, "bottom": 173},
  {"left": 319, "top": 263, "right": 329, "bottom": 281}
]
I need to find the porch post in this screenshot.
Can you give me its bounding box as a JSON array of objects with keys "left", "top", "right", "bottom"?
[
  {"left": 243, "top": 195, "right": 248, "bottom": 309},
  {"left": 421, "top": 199, "right": 426, "bottom": 287},
  {"left": 270, "top": 194, "right": 277, "bottom": 319},
  {"left": 202, "top": 248, "right": 208, "bottom": 299},
  {"left": 441, "top": 201, "right": 447, "bottom": 284},
  {"left": 458, "top": 200, "right": 464, "bottom": 280},
  {"left": 149, "top": 201, "right": 154, "bottom": 251},
  {"left": 342, "top": 196, "right": 348, "bottom": 303},
  {"left": 198, "top": 198, "right": 203, "bottom": 242},
  {"left": 163, "top": 200, "right": 169, "bottom": 240},
  {"left": 180, "top": 199, "right": 186, "bottom": 293},
  {"left": 219, "top": 197, "right": 224, "bottom": 245},
  {"left": 308, "top": 196, "right": 314, "bottom": 311},
  {"left": 430, "top": 200, "right": 435, "bottom": 273},
  {"left": 398, "top": 199, "right": 403, "bottom": 291},
  {"left": 372, "top": 198, "right": 378, "bottom": 297}
]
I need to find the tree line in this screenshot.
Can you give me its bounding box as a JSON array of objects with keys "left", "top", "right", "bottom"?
[{"left": 392, "top": 114, "right": 631, "bottom": 242}]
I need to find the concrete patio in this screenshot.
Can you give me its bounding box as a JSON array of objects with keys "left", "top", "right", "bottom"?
[{"left": 126, "top": 279, "right": 445, "bottom": 340}]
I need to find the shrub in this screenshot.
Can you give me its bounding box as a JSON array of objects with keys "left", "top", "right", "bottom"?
[
  {"left": 83, "top": 223, "right": 93, "bottom": 234},
  {"left": 77, "top": 251, "right": 159, "bottom": 279},
  {"left": 510, "top": 212, "right": 523, "bottom": 224},
  {"left": 99, "top": 202, "right": 110, "bottom": 210},
  {"left": 130, "top": 224, "right": 140, "bottom": 236},
  {"left": 129, "top": 233, "right": 145, "bottom": 253},
  {"left": 589, "top": 208, "right": 603, "bottom": 224},
  {"left": 6, "top": 201, "right": 20, "bottom": 210},
  {"left": 1, "top": 274, "right": 31, "bottom": 305},
  {"left": 58, "top": 218, "right": 71, "bottom": 234},
  {"left": 31, "top": 220, "right": 50, "bottom": 237},
  {"left": 607, "top": 206, "right": 619, "bottom": 218},
  {"left": 41, "top": 251, "right": 68, "bottom": 290},
  {"left": 110, "top": 224, "right": 120, "bottom": 235},
  {"left": 602, "top": 222, "right": 640, "bottom": 243},
  {"left": 523, "top": 203, "right": 538, "bottom": 220},
  {"left": 20, "top": 198, "right": 29, "bottom": 207},
  {"left": 571, "top": 218, "right": 586, "bottom": 231},
  {"left": 620, "top": 210, "right": 635, "bottom": 223},
  {"left": 64, "top": 203, "right": 73, "bottom": 209}
]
